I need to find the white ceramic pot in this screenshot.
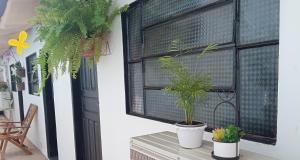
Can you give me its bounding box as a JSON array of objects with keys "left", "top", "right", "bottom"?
[
  {"left": 213, "top": 140, "right": 239, "bottom": 158},
  {"left": 176, "top": 122, "right": 207, "bottom": 148}
]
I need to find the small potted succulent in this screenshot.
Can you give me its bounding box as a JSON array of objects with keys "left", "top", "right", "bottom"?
[
  {"left": 212, "top": 125, "right": 245, "bottom": 159},
  {"left": 159, "top": 43, "right": 217, "bottom": 148},
  {"left": 14, "top": 62, "right": 25, "bottom": 77}
]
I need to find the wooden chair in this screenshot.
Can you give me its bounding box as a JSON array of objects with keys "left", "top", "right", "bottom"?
[{"left": 0, "top": 104, "right": 38, "bottom": 160}]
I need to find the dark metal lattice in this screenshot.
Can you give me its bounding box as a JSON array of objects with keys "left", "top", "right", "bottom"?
[
  {"left": 145, "top": 49, "right": 234, "bottom": 88},
  {"left": 145, "top": 90, "right": 236, "bottom": 128},
  {"left": 123, "top": 0, "right": 280, "bottom": 143},
  {"left": 128, "top": 4, "right": 142, "bottom": 60},
  {"left": 145, "top": 90, "right": 184, "bottom": 122},
  {"left": 129, "top": 63, "right": 144, "bottom": 114},
  {"left": 144, "top": 3, "right": 234, "bottom": 56},
  {"left": 239, "top": 0, "right": 280, "bottom": 44},
  {"left": 239, "top": 45, "right": 278, "bottom": 137},
  {"left": 142, "top": 0, "right": 218, "bottom": 27}
]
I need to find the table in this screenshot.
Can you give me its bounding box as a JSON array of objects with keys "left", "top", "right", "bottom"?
[{"left": 130, "top": 131, "right": 276, "bottom": 160}]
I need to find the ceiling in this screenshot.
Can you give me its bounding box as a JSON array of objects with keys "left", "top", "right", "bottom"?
[{"left": 0, "top": 0, "right": 38, "bottom": 55}]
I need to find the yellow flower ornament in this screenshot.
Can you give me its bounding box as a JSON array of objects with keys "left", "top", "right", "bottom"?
[{"left": 8, "top": 31, "right": 29, "bottom": 56}]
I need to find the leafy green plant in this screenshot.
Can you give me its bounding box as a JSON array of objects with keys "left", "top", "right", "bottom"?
[
  {"left": 33, "top": 0, "right": 128, "bottom": 90},
  {"left": 212, "top": 128, "right": 225, "bottom": 141},
  {"left": 159, "top": 42, "right": 217, "bottom": 125},
  {"left": 12, "top": 75, "right": 22, "bottom": 84},
  {"left": 213, "top": 125, "right": 246, "bottom": 143},
  {"left": 14, "top": 62, "right": 23, "bottom": 70},
  {"left": 13, "top": 62, "right": 26, "bottom": 77},
  {"left": 12, "top": 74, "right": 25, "bottom": 91}
]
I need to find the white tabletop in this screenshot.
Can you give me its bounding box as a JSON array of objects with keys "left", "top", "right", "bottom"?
[{"left": 131, "top": 131, "right": 277, "bottom": 160}]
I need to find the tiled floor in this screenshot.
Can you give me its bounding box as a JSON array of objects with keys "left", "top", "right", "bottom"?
[{"left": 4, "top": 140, "right": 47, "bottom": 160}]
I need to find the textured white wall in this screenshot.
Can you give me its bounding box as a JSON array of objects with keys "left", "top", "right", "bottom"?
[
  {"left": 52, "top": 72, "right": 77, "bottom": 160},
  {"left": 274, "top": 0, "right": 300, "bottom": 158},
  {"left": 96, "top": 0, "right": 300, "bottom": 159},
  {"left": 27, "top": 0, "right": 300, "bottom": 159}
]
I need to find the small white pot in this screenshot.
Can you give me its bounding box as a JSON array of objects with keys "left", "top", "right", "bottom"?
[
  {"left": 176, "top": 122, "right": 207, "bottom": 148},
  {"left": 213, "top": 140, "right": 240, "bottom": 158}
]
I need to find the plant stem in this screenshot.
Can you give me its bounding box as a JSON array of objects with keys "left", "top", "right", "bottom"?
[{"left": 184, "top": 110, "right": 188, "bottom": 124}]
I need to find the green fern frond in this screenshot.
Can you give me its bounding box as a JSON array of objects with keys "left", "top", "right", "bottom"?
[
  {"left": 159, "top": 43, "right": 215, "bottom": 125},
  {"left": 33, "top": 0, "right": 128, "bottom": 92}
]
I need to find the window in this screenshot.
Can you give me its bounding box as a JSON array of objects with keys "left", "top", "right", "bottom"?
[
  {"left": 10, "top": 64, "right": 16, "bottom": 92},
  {"left": 122, "top": 0, "right": 279, "bottom": 144},
  {"left": 26, "top": 53, "right": 39, "bottom": 95}
]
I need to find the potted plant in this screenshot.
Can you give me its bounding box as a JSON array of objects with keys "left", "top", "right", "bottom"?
[
  {"left": 159, "top": 43, "right": 217, "bottom": 148},
  {"left": 34, "top": 0, "right": 128, "bottom": 90},
  {"left": 14, "top": 75, "right": 25, "bottom": 91},
  {"left": 14, "top": 62, "right": 25, "bottom": 77},
  {"left": 212, "top": 125, "right": 245, "bottom": 159}
]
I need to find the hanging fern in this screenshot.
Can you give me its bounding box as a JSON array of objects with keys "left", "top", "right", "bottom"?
[{"left": 33, "top": 0, "right": 128, "bottom": 91}]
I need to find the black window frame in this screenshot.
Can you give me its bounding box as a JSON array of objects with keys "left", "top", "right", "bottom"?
[
  {"left": 26, "top": 53, "right": 39, "bottom": 95},
  {"left": 10, "top": 64, "right": 16, "bottom": 92},
  {"left": 122, "top": 0, "right": 279, "bottom": 145}
]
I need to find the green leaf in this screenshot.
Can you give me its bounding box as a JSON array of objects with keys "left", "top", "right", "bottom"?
[
  {"left": 33, "top": 0, "right": 128, "bottom": 91},
  {"left": 159, "top": 41, "right": 213, "bottom": 124}
]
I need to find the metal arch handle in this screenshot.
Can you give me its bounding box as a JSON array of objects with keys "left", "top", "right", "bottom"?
[
  {"left": 212, "top": 101, "right": 239, "bottom": 129},
  {"left": 212, "top": 93, "right": 240, "bottom": 158}
]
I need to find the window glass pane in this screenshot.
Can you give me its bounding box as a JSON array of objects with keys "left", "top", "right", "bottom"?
[
  {"left": 129, "top": 62, "right": 144, "bottom": 114},
  {"left": 32, "top": 71, "right": 39, "bottom": 93},
  {"left": 123, "top": 0, "right": 279, "bottom": 143},
  {"left": 128, "top": 4, "right": 142, "bottom": 60},
  {"left": 144, "top": 58, "right": 170, "bottom": 87},
  {"left": 26, "top": 54, "right": 38, "bottom": 95},
  {"left": 239, "top": 0, "right": 279, "bottom": 44},
  {"left": 145, "top": 49, "right": 234, "bottom": 88},
  {"left": 239, "top": 45, "right": 278, "bottom": 137},
  {"left": 142, "top": 0, "right": 217, "bottom": 27},
  {"left": 145, "top": 90, "right": 236, "bottom": 128},
  {"left": 144, "top": 3, "right": 234, "bottom": 56},
  {"left": 145, "top": 89, "right": 183, "bottom": 121},
  {"left": 194, "top": 92, "right": 236, "bottom": 128},
  {"left": 10, "top": 65, "right": 16, "bottom": 91}
]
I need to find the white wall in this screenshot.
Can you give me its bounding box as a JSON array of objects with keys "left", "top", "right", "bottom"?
[
  {"left": 4, "top": 27, "right": 48, "bottom": 157},
  {"left": 49, "top": 0, "right": 300, "bottom": 159},
  {"left": 274, "top": 0, "right": 300, "bottom": 158},
  {"left": 97, "top": 0, "right": 300, "bottom": 159},
  {"left": 52, "top": 72, "right": 77, "bottom": 160}
]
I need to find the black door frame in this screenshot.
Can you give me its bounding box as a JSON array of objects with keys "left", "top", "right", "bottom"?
[
  {"left": 71, "top": 59, "right": 102, "bottom": 160},
  {"left": 43, "top": 75, "right": 58, "bottom": 160},
  {"left": 71, "top": 75, "right": 84, "bottom": 160},
  {"left": 18, "top": 91, "right": 24, "bottom": 121},
  {"left": 41, "top": 52, "right": 58, "bottom": 160}
]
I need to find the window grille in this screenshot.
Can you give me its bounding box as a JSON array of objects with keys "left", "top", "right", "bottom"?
[{"left": 122, "top": 0, "right": 279, "bottom": 144}]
